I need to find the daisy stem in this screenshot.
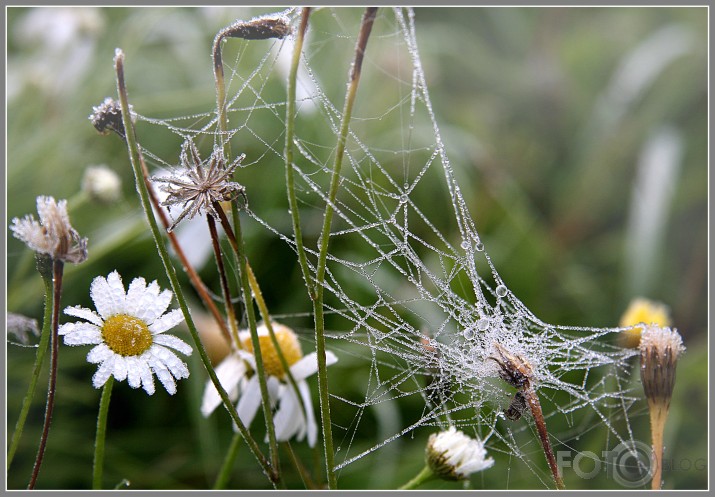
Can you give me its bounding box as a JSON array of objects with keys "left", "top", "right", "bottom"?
[
  {"left": 283, "top": 442, "right": 314, "bottom": 489},
  {"left": 398, "top": 464, "right": 437, "bottom": 490},
  {"left": 523, "top": 388, "right": 565, "bottom": 490},
  {"left": 114, "top": 50, "right": 275, "bottom": 485},
  {"left": 312, "top": 7, "right": 378, "bottom": 488},
  {"left": 285, "top": 7, "right": 315, "bottom": 300},
  {"left": 27, "top": 259, "right": 64, "bottom": 489},
  {"left": 92, "top": 376, "right": 114, "bottom": 489},
  {"left": 213, "top": 432, "right": 242, "bottom": 489},
  {"left": 243, "top": 249, "right": 309, "bottom": 427},
  {"left": 206, "top": 214, "right": 241, "bottom": 347},
  {"left": 7, "top": 256, "right": 54, "bottom": 470},
  {"left": 223, "top": 206, "right": 283, "bottom": 482}
]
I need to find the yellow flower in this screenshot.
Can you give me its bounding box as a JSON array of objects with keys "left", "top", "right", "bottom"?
[{"left": 619, "top": 298, "right": 671, "bottom": 348}]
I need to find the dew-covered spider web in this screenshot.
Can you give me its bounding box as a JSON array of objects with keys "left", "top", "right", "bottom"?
[{"left": 128, "top": 7, "right": 645, "bottom": 489}]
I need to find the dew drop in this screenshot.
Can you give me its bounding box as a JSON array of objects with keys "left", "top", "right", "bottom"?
[
  {"left": 400, "top": 194, "right": 408, "bottom": 203},
  {"left": 476, "top": 318, "right": 490, "bottom": 331},
  {"left": 475, "top": 242, "right": 484, "bottom": 252},
  {"left": 496, "top": 285, "right": 508, "bottom": 298},
  {"left": 463, "top": 328, "right": 475, "bottom": 340},
  {"left": 460, "top": 240, "right": 470, "bottom": 250},
  {"left": 403, "top": 182, "right": 409, "bottom": 190}
]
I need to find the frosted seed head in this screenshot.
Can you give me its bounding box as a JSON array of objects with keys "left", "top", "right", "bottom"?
[{"left": 425, "top": 426, "right": 494, "bottom": 480}]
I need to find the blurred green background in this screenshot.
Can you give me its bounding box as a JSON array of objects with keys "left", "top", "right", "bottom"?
[{"left": 6, "top": 7, "right": 707, "bottom": 490}]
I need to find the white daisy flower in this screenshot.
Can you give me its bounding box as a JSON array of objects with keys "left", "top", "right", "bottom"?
[
  {"left": 426, "top": 426, "right": 494, "bottom": 481},
  {"left": 58, "top": 271, "right": 192, "bottom": 395},
  {"left": 201, "top": 322, "right": 337, "bottom": 447}
]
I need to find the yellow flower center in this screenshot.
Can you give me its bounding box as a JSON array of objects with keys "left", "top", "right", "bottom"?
[
  {"left": 619, "top": 298, "right": 671, "bottom": 348},
  {"left": 241, "top": 324, "right": 303, "bottom": 378},
  {"left": 102, "top": 314, "right": 153, "bottom": 356}
]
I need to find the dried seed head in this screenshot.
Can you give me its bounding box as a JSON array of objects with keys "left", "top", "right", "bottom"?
[
  {"left": 488, "top": 342, "right": 534, "bottom": 390},
  {"left": 89, "top": 97, "right": 134, "bottom": 137},
  {"left": 639, "top": 325, "right": 684, "bottom": 409},
  {"left": 10, "top": 196, "right": 88, "bottom": 264},
  {"left": 218, "top": 14, "right": 292, "bottom": 41},
  {"left": 152, "top": 139, "right": 246, "bottom": 232},
  {"left": 7, "top": 312, "right": 40, "bottom": 345},
  {"left": 425, "top": 426, "right": 494, "bottom": 481}
]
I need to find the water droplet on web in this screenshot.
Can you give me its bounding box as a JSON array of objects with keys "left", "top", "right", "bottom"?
[
  {"left": 463, "top": 328, "right": 475, "bottom": 340},
  {"left": 403, "top": 182, "right": 409, "bottom": 190},
  {"left": 476, "top": 318, "right": 490, "bottom": 331},
  {"left": 496, "top": 285, "right": 508, "bottom": 298},
  {"left": 475, "top": 242, "right": 484, "bottom": 252},
  {"left": 460, "top": 240, "right": 470, "bottom": 250},
  {"left": 400, "top": 194, "right": 408, "bottom": 203}
]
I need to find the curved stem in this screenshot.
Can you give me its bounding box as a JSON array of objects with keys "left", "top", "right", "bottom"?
[
  {"left": 7, "top": 262, "right": 54, "bottom": 470},
  {"left": 398, "top": 464, "right": 436, "bottom": 490},
  {"left": 285, "top": 7, "right": 315, "bottom": 299},
  {"left": 27, "top": 259, "right": 64, "bottom": 489},
  {"left": 213, "top": 432, "right": 242, "bottom": 489},
  {"left": 92, "top": 376, "right": 114, "bottom": 489},
  {"left": 114, "top": 50, "right": 274, "bottom": 484},
  {"left": 312, "top": 8, "right": 378, "bottom": 488}
]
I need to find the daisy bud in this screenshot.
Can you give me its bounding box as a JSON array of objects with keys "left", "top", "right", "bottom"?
[
  {"left": 619, "top": 298, "right": 671, "bottom": 348},
  {"left": 639, "top": 325, "right": 685, "bottom": 490},
  {"left": 425, "top": 426, "right": 494, "bottom": 481},
  {"left": 82, "top": 165, "right": 122, "bottom": 204}
]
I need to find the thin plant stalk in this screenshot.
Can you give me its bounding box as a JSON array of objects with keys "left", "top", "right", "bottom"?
[
  {"left": 523, "top": 389, "right": 565, "bottom": 490},
  {"left": 92, "top": 376, "right": 114, "bottom": 489},
  {"left": 206, "top": 213, "right": 241, "bottom": 347},
  {"left": 283, "top": 442, "right": 314, "bottom": 489},
  {"left": 213, "top": 432, "right": 242, "bottom": 489},
  {"left": 27, "top": 258, "right": 64, "bottom": 489},
  {"left": 7, "top": 260, "right": 53, "bottom": 470},
  {"left": 285, "top": 7, "right": 314, "bottom": 299},
  {"left": 312, "top": 7, "right": 378, "bottom": 488},
  {"left": 398, "top": 465, "right": 436, "bottom": 490},
  {"left": 114, "top": 49, "right": 275, "bottom": 484}
]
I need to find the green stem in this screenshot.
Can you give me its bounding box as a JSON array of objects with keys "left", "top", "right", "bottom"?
[
  {"left": 285, "top": 7, "right": 315, "bottom": 299},
  {"left": 398, "top": 464, "right": 437, "bottom": 490},
  {"left": 206, "top": 213, "right": 240, "bottom": 347},
  {"left": 113, "top": 50, "right": 275, "bottom": 484},
  {"left": 92, "top": 376, "right": 114, "bottom": 489},
  {"left": 27, "top": 259, "right": 64, "bottom": 489},
  {"left": 213, "top": 432, "right": 242, "bottom": 489},
  {"left": 312, "top": 8, "right": 378, "bottom": 488},
  {"left": 7, "top": 258, "right": 54, "bottom": 470}
]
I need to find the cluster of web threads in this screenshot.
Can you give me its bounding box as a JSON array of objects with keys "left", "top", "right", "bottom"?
[{"left": 135, "top": 7, "right": 641, "bottom": 487}]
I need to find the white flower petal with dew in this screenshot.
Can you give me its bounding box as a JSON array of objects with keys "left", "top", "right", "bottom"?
[
  {"left": 236, "top": 376, "right": 262, "bottom": 427},
  {"left": 201, "top": 354, "right": 247, "bottom": 417},
  {"left": 59, "top": 322, "right": 102, "bottom": 345},
  {"left": 63, "top": 306, "right": 103, "bottom": 327},
  {"left": 150, "top": 309, "right": 185, "bottom": 335},
  {"left": 87, "top": 344, "right": 113, "bottom": 364}
]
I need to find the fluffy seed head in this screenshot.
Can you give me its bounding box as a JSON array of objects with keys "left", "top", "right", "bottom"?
[{"left": 426, "top": 426, "right": 494, "bottom": 480}]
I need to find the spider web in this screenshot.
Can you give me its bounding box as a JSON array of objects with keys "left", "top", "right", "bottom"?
[{"left": 130, "top": 7, "right": 644, "bottom": 488}]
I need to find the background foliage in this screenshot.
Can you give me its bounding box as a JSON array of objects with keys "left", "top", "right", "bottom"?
[{"left": 6, "top": 7, "right": 707, "bottom": 490}]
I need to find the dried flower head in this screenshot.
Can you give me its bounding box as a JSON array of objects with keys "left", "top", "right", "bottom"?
[
  {"left": 7, "top": 312, "right": 40, "bottom": 345},
  {"left": 82, "top": 164, "right": 122, "bottom": 203},
  {"left": 639, "top": 325, "right": 684, "bottom": 408},
  {"left": 619, "top": 298, "right": 671, "bottom": 348},
  {"left": 10, "top": 196, "right": 88, "bottom": 264},
  {"left": 425, "top": 426, "right": 494, "bottom": 481},
  {"left": 90, "top": 97, "right": 134, "bottom": 137},
  {"left": 152, "top": 140, "right": 246, "bottom": 232}
]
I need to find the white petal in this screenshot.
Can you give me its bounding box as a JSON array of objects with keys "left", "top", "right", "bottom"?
[
  {"left": 149, "top": 309, "right": 184, "bottom": 335},
  {"left": 124, "top": 277, "right": 148, "bottom": 316},
  {"left": 112, "top": 355, "right": 128, "bottom": 382},
  {"left": 63, "top": 305, "right": 104, "bottom": 327},
  {"left": 299, "top": 381, "right": 318, "bottom": 448},
  {"left": 273, "top": 385, "right": 303, "bottom": 442},
  {"left": 125, "top": 356, "right": 142, "bottom": 389},
  {"left": 289, "top": 350, "right": 338, "bottom": 382},
  {"left": 91, "top": 272, "right": 126, "bottom": 318},
  {"left": 152, "top": 333, "right": 192, "bottom": 356},
  {"left": 201, "top": 354, "right": 246, "bottom": 417},
  {"left": 60, "top": 323, "right": 102, "bottom": 345},
  {"left": 87, "top": 343, "right": 114, "bottom": 364},
  {"left": 151, "top": 345, "right": 189, "bottom": 379},
  {"left": 141, "top": 288, "right": 173, "bottom": 325},
  {"left": 236, "top": 376, "right": 262, "bottom": 427},
  {"left": 137, "top": 352, "right": 156, "bottom": 395},
  {"left": 236, "top": 349, "right": 257, "bottom": 371},
  {"left": 92, "top": 358, "right": 114, "bottom": 389},
  {"left": 147, "top": 354, "right": 176, "bottom": 395}
]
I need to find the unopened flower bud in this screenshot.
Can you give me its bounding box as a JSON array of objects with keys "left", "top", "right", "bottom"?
[
  {"left": 425, "top": 426, "right": 494, "bottom": 481},
  {"left": 639, "top": 325, "right": 684, "bottom": 409}
]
